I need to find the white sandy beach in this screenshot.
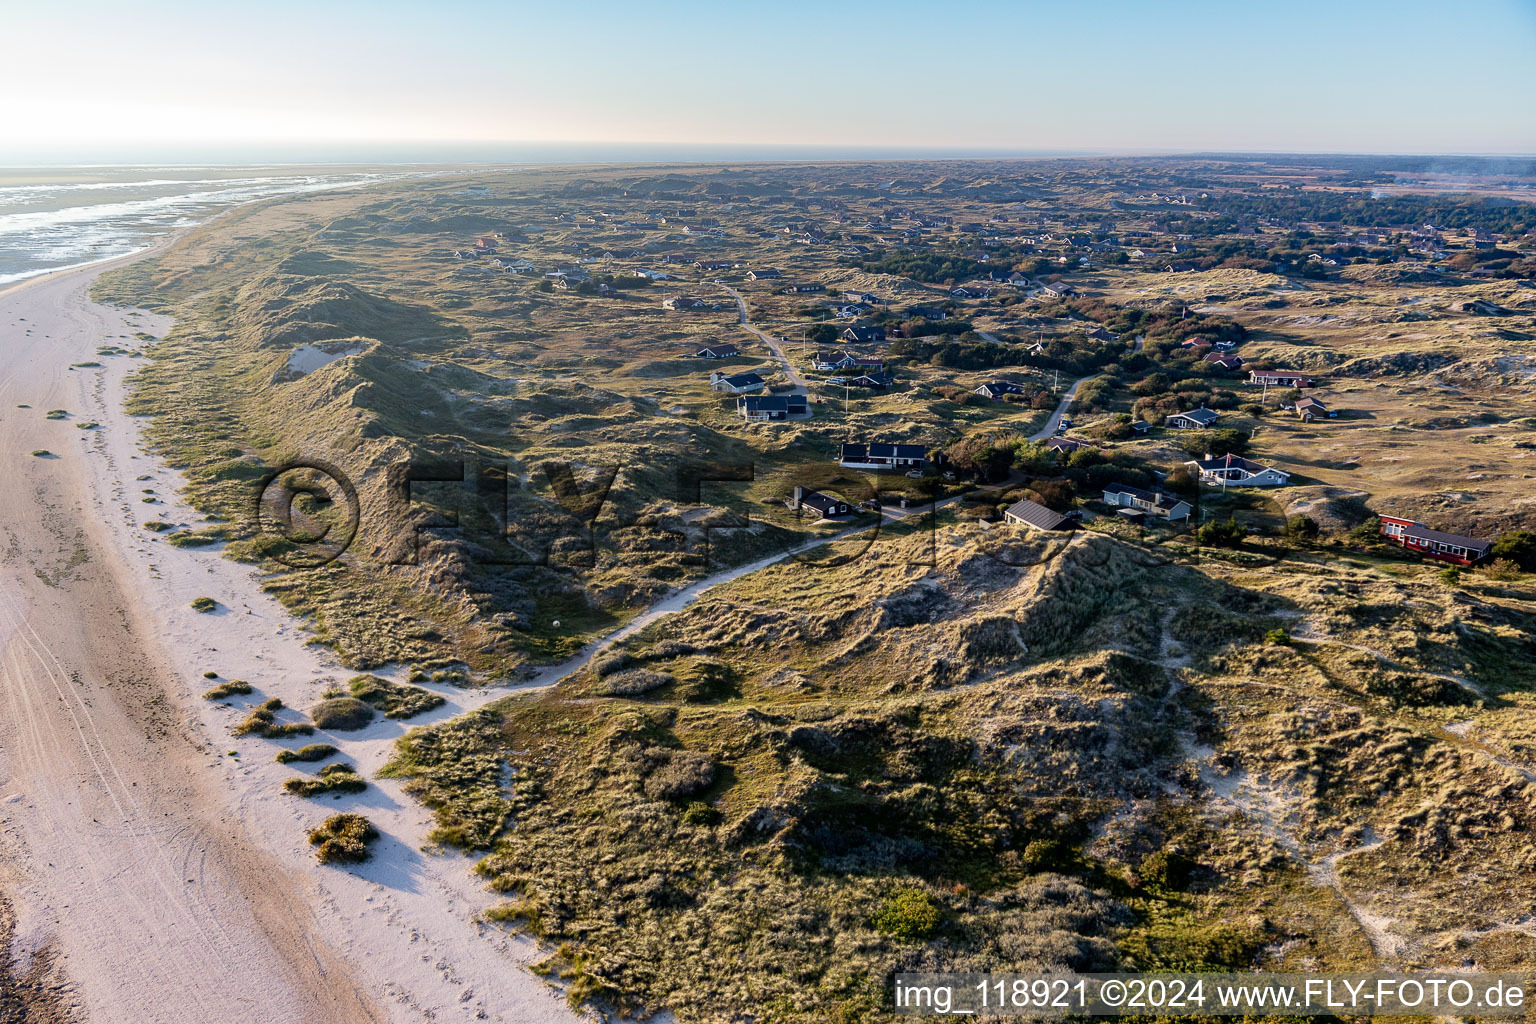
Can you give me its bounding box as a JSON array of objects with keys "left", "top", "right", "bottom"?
[{"left": 0, "top": 255, "right": 590, "bottom": 1023}]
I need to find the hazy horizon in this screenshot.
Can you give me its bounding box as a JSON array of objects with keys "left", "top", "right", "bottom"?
[{"left": 4, "top": 0, "right": 1535, "bottom": 161}]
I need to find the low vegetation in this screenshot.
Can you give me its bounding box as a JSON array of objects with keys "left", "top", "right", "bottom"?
[
  {"left": 233, "top": 698, "right": 314, "bottom": 739},
  {"left": 202, "top": 679, "right": 253, "bottom": 700},
  {"left": 275, "top": 743, "right": 339, "bottom": 764},
  {"left": 310, "top": 696, "right": 375, "bottom": 731},
  {"left": 308, "top": 812, "right": 379, "bottom": 864},
  {"left": 283, "top": 763, "right": 368, "bottom": 797}
]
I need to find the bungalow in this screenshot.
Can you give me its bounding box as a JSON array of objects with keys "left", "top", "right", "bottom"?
[
  {"left": 844, "top": 371, "right": 896, "bottom": 389},
  {"left": 1181, "top": 337, "right": 1213, "bottom": 350},
  {"left": 786, "top": 486, "right": 850, "bottom": 518},
  {"left": 709, "top": 371, "right": 766, "bottom": 394},
  {"left": 832, "top": 304, "right": 869, "bottom": 319},
  {"left": 1101, "top": 484, "right": 1191, "bottom": 522},
  {"left": 1044, "top": 435, "right": 1091, "bottom": 454},
  {"left": 1003, "top": 498, "right": 1073, "bottom": 532},
  {"left": 745, "top": 268, "right": 782, "bottom": 280},
  {"left": 1085, "top": 326, "right": 1115, "bottom": 342},
  {"left": 739, "top": 394, "right": 810, "bottom": 422},
  {"left": 1039, "top": 282, "right": 1077, "bottom": 298},
  {"left": 663, "top": 296, "right": 707, "bottom": 311},
  {"left": 843, "top": 290, "right": 880, "bottom": 304},
  {"left": 695, "top": 343, "right": 740, "bottom": 359},
  {"left": 1378, "top": 514, "right": 1492, "bottom": 566},
  {"left": 1005, "top": 272, "right": 1033, "bottom": 288},
  {"left": 1204, "top": 353, "right": 1244, "bottom": 371},
  {"left": 1165, "top": 407, "right": 1220, "bottom": 430},
  {"left": 1129, "top": 419, "right": 1152, "bottom": 435},
  {"left": 949, "top": 286, "right": 990, "bottom": 299},
  {"left": 842, "top": 325, "right": 886, "bottom": 344},
  {"left": 1185, "top": 453, "right": 1292, "bottom": 487},
  {"left": 695, "top": 260, "right": 734, "bottom": 272},
  {"left": 1293, "top": 396, "right": 1332, "bottom": 421},
  {"left": 974, "top": 380, "right": 1028, "bottom": 400},
  {"left": 1249, "top": 370, "right": 1315, "bottom": 388},
  {"left": 789, "top": 282, "right": 826, "bottom": 293},
  {"left": 839, "top": 441, "right": 926, "bottom": 470}
]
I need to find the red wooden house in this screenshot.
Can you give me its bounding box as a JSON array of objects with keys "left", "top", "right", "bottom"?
[{"left": 1378, "top": 514, "right": 1492, "bottom": 566}]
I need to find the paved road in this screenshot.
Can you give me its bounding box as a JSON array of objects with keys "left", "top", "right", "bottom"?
[
  {"left": 1028, "top": 373, "right": 1101, "bottom": 442},
  {"left": 716, "top": 282, "right": 808, "bottom": 394}
]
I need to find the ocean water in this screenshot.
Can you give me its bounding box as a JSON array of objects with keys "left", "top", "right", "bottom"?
[{"left": 0, "top": 167, "right": 404, "bottom": 285}]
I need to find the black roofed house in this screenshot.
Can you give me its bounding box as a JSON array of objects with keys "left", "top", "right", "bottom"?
[
  {"left": 695, "top": 343, "right": 740, "bottom": 359},
  {"left": 785, "top": 486, "right": 850, "bottom": 518},
  {"left": 839, "top": 441, "right": 927, "bottom": 470},
  {"left": 974, "top": 380, "right": 1027, "bottom": 400},
  {"left": 1003, "top": 498, "right": 1073, "bottom": 532},
  {"left": 1044, "top": 435, "right": 1091, "bottom": 453},
  {"left": 1085, "top": 326, "right": 1115, "bottom": 342},
  {"left": 663, "top": 295, "right": 706, "bottom": 311},
  {"left": 845, "top": 370, "right": 895, "bottom": 389},
  {"left": 842, "top": 290, "right": 880, "bottom": 304},
  {"left": 1039, "top": 282, "right": 1077, "bottom": 298},
  {"left": 1204, "top": 352, "right": 1244, "bottom": 371},
  {"left": 710, "top": 371, "right": 766, "bottom": 394},
  {"left": 842, "top": 324, "right": 886, "bottom": 344},
  {"left": 789, "top": 282, "right": 826, "bottom": 293},
  {"left": 1101, "top": 484, "right": 1191, "bottom": 522},
  {"left": 1129, "top": 419, "right": 1152, "bottom": 434},
  {"left": 1185, "top": 453, "right": 1291, "bottom": 487},
  {"left": 695, "top": 260, "right": 734, "bottom": 271},
  {"left": 1377, "top": 514, "right": 1491, "bottom": 566},
  {"left": 738, "top": 393, "right": 810, "bottom": 422},
  {"left": 745, "top": 268, "right": 782, "bottom": 280},
  {"left": 1165, "top": 407, "right": 1220, "bottom": 430}
]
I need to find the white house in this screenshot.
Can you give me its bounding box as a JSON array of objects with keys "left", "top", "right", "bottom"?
[
  {"left": 1185, "top": 453, "right": 1292, "bottom": 487},
  {"left": 1165, "top": 408, "right": 1220, "bottom": 430},
  {"left": 1101, "top": 484, "right": 1191, "bottom": 521}
]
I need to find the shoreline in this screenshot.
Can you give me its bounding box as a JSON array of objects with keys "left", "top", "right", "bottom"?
[{"left": 0, "top": 238, "right": 585, "bottom": 1022}]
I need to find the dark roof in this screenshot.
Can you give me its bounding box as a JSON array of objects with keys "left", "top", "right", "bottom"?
[
  {"left": 1169, "top": 407, "right": 1220, "bottom": 425},
  {"left": 1187, "top": 453, "right": 1281, "bottom": 475},
  {"left": 696, "top": 344, "right": 739, "bottom": 357},
  {"left": 798, "top": 490, "right": 846, "bottom": 515},
  {"left": 846, "top": 371, "right": 895, "bottom": 388},
  {"left": 740, "top": 394, "right": 807, "bottom": 414},
  {"left": 978, "top": 379, "right": 1026, "bottom": 394},
  {"left": 1045, "top": 435, "right": 1090, "bottom": 451},
  {"left": 720, "top": 372, "right": 764, "bottom": 388},
  {"left": 1004, "top": 498, "right": 1071, "bottom": 531},
  {"left": 1105, "top": 484, "right": 1185, "bottom": 509},
  {"left": 1404, "top": 525, "right": 1492, "bottom": 553},
  {"left": 841, "top": 442, "right": 926, "bottom": 462}
]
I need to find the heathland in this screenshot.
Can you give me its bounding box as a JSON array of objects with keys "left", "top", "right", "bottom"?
[{"left": 94, "top": 155, "right": 1536, "bottom": 1022}]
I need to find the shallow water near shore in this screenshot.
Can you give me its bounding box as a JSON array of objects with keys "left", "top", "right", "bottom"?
[{"left": 0, "top": 166, "right": 407, "bottom": 285}]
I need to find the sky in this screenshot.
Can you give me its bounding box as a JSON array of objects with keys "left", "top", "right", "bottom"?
[{"left": 3, "top": 0, "right": 1535, "bottom": 162}]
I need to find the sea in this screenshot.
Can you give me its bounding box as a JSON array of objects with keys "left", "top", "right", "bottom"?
[{"left": 0, "top": 167, "right": 409, "bottom": 285}]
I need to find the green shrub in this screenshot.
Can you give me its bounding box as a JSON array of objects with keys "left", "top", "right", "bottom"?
[
  {"left": 1264, "top": 628, "right": 1291, "bottom": 646},
  {"left": 284, "top": 763, "right": 368, "bottom": 797},
  {"left": 276, "top": 743, "right": 339, "bottom": 764},
  {"left": 311, "top": 696, "right": 375, "bottom": 730},
  {"left": 203, "top": 679, "right": 253, "bottom": 700},
  {"left": 233, "top": 698, "right": 314, "bottom": 738},
  {"left": 681, "top": 802, "right": 723, "bottom": 826},
  {"left": 346, "top": 674, "right": 445, "bottom": 719},
  {"left": 1195, "top": 517, "right": 1248, "bottom": 548},
  {"left": 872, "top": 888, "right": 941, "bottom": 941},
  {"left": 30, "top": 450, "right": 52, "bottom": 458},
  {"left": 308, "top": 812, "right": 378, "bottom": 864},
  {"left": 1438, "top": 566, "right": 1462, "bottom": 586},
  {"left": 190, "top": 596, "right": 218, "bottom": 612}
]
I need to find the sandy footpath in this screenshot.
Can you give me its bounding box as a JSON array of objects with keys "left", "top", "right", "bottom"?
[{"left": 0, "top": 257, "right": 586, "bottom": 1023}]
